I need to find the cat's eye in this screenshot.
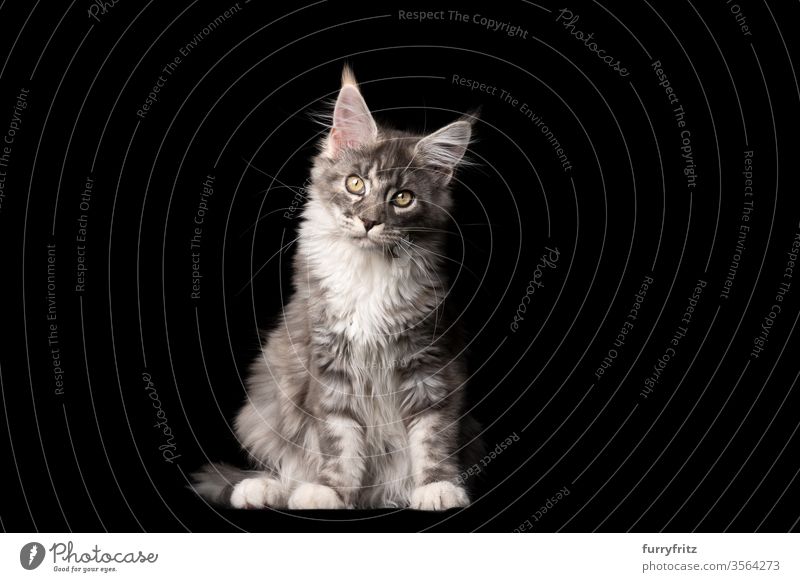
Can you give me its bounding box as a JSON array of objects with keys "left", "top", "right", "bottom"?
[
  {"left": 345, "top": 175, "right": 365, "bottom": 194},
  {"left": 391, "top": 190, "right": 415, "bottom": 208}
]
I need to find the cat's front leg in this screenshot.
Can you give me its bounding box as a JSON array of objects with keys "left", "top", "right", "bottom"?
[
  {"left": 407, "top": 410, "right": 470, "bottom": 511},
  {"left": 230, "top": 475, "right": 287, "bottom": 509},
  {"left": 288, "top": 407, "right": 366, "bottom": 510}
]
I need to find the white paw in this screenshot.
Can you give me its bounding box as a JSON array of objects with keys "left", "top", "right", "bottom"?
[
  {"left": 288, "top": 483, "right": 345, "bottom": 510},
  {"left": 230, "top": 476, "right": 285, "bottom": 509},
  {"left": 410, "top": 481, "right": 469, "bottom": 511}
]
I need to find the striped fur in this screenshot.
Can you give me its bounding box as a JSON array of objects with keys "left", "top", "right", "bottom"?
[{"left": 193, "top": 68, "right": 480, "bottom": 510}]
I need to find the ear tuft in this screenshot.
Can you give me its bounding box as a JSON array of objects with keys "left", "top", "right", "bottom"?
[{"left": 341, "top": 64, "right": 357, "bottom": 87}]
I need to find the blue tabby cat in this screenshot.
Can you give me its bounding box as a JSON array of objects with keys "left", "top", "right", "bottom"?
[{"left": 194, "top": 67, "right": 481, "bottom": 510}]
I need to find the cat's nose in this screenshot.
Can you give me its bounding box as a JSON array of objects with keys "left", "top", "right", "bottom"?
[{"left": 361, "top": 218, "right": 382, "bottom": 232}]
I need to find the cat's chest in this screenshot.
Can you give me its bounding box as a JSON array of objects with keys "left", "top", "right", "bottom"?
[
  {"left": 331, "top": 288, "right": 399, "bottom": 343},
  {"left": 318, "top": 252, "right": 420, "bottom": 343}
]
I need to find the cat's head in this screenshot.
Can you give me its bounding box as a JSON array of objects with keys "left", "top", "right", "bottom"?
[{"left": 307, "top": 66, "right": 474, "bottom": 252}]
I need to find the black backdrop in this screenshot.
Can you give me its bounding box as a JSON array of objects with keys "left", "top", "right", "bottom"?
[{"left": 1, "top": 0, "right": 799, "bottom": 532}]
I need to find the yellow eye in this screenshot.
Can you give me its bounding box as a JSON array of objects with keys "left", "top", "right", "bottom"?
[
  {"left": 391, "top": 190, "right": 415, "bottom": 208},
  {"left": 345, "top": 175, "right": 364, "bottom": 194}
]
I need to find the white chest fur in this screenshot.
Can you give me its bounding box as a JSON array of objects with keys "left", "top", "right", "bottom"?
[{"left": 302, "top": 233, "right": 419, "bottom": 344}]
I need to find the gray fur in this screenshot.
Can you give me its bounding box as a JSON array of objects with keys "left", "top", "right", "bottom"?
[{"left": 194, "top": 67, "right": 480, "bottom": 510}]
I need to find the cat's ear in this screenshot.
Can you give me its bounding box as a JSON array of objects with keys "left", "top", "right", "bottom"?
[
  {"left": 414, "top": 117, "right": 474, "bottom": 182},
  {"left": 324, "top": 66, "right": 378, "bottom": 157}
]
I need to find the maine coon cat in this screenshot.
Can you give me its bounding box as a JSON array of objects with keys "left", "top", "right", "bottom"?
[{"left": 193, "top": 67, "right": 481, "bottom": 510}]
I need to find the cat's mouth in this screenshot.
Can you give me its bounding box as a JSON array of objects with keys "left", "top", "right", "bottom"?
[
  {"left": 349, "top": 232, "right": 385, "bottom": 248},
  {"left": 350, "top": 234, "right": 376, "bottom": 247},
  {"left": 346, "top": 230, "right": 402, "bottom": 252}
]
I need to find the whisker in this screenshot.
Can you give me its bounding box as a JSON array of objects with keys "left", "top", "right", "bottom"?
[
  {"left": 242, "top": 156, "right": 310, "bottom": 199},
  {"left": 239, "top": 206, "right": 302, "bottom": 238},
  {"left": 396, "top": 240, "right": 444, "bottom": 337},
  {"left": 255, "top": 184, "right": 310, "bottom": 198},
  {"left": 401, "top": 228, "right": 463, "bottom": 236},
  {"left": 400, "top": 228, "right": 489, "bottom": 256},
  {"left": 402, "top": 238, "right": 483, "bottom": 282}
]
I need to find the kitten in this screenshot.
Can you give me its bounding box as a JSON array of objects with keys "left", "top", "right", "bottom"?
[{"left": 193, "top": 66, "right": 482, "bottom": 510}]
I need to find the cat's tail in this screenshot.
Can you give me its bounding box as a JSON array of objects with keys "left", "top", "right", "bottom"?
[{"left": 190, "top": 462, "right": 258, "bottom": 506}]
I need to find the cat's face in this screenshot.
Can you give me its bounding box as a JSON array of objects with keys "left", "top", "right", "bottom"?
[
  {"left": 310, "top": 67, "right": 473, "bottom": 252},
  {"left": 312, "top": 138, "right": 456, "bottom": 249}
]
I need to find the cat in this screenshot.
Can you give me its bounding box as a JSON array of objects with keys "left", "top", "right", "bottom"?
[{"left": 193, "top": 66, "right": 482, "bottom": 510}]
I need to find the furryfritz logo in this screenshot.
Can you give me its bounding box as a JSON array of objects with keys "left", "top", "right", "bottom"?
[{"left": 20, "top": 542, "right": 46, "bottom": 570}]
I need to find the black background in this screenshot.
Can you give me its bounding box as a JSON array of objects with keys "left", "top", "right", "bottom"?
[{"left": 1, "top": 0, "right": 800, "bottom": 532}]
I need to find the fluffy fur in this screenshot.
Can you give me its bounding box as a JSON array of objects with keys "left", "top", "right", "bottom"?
[{"left": 193, "top": 67, "right": 481, "bottom": 510}]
